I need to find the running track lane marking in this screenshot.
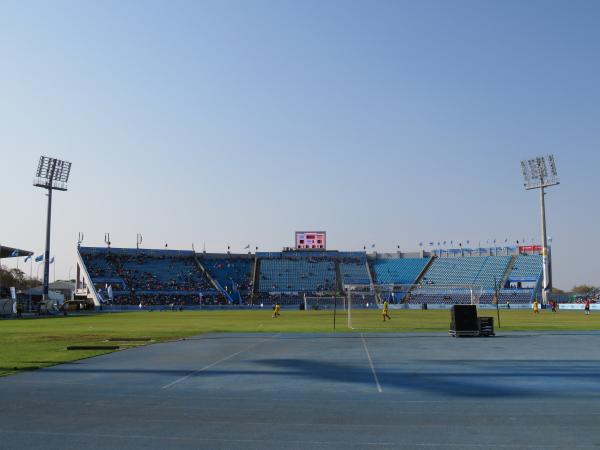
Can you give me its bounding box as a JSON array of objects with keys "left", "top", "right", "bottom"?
[
  {"left": 361, "top": 333, "right": 382, "bottom": 393},
  {"left": 161, "top": 335, "right": 278, "bottom": 390}
]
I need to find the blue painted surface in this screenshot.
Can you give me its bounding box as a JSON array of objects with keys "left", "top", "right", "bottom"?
[{"left": 1, "top": 330, "right": 600, "bottom": 449}]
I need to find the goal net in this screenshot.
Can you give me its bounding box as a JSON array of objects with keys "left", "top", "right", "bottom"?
[
  {"left": 345, "top": 283, "right": 483, "bottom": 330},
  {"left": 303, "top": 294, "right": 346, "bottom": 311}
]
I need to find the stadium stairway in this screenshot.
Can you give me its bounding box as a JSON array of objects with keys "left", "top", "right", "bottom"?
[
  {"left": 192, "top": 253, "right": 233, "bottom": 303},
  {"left": 250, "top": 257, "right": 261, "bottom": 304},
  {"left": 413, "top": 256, "right": 435, "bottom": 286},
  {"left": 365, "top": 259, "right": 376, "bottom": 288},
  {"left": 402, "top": 256, "right": 440, "bottom": 304},
  {"left": 499, "top": 255, "right": 517, "bottom": 289},
  {"left": 335, "top": 260, "right": 343, "bottom": 293}
]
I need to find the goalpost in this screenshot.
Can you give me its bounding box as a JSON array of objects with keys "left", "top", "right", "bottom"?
[
  {"left": 345, "top": 283, "right": 483, "bottom": 330},
  {"left": 303, "top": 294, "right": 346, "bottom": 311}
]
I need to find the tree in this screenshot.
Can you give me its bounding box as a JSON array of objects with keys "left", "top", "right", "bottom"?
[
  {"left": 0, "top": 265, "right": 39, "bottom": 292},
  {"left": 571, "top": 285, "right": 597, "bottom": 295}
]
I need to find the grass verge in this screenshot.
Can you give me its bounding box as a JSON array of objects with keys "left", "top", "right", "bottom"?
[{"left": 1, "top": 309, "right": 598, "bottom": 376}]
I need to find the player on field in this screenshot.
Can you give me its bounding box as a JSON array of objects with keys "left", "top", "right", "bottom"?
[
  {"left": 584, "top": 298, "right": 591, "bottom": 315},
  {"left": 382, "top": 300, "right": 391, "bottom": 321},
  {"left": 272, "top": 303, "right": 281, "bottom": 318},
  {"left": 533, "top": 299, "right": 539, "bottom": 314}
]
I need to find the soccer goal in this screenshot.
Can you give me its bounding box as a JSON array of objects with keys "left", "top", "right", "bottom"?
[
  {"left": 303, "top": 294, "right": 346, "bottom": 311},
  {"left": 345, "top": 283, "right": 483, "bottom": 330}
]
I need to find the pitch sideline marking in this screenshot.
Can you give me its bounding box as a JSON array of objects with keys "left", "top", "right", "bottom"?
[
  {"left": 161, "top": 335, "right": 277, "bottom": 390},
  {"left": 361, "top": 333, "right": 382, "bottom": 393}
]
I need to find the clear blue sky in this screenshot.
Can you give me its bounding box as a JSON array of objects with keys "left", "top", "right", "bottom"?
[{"left": 1, "top": 0, "right": 598, "bottom": 289}]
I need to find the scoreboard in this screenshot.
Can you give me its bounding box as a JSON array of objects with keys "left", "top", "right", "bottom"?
[{"left": 295, "top": 231, "right": 326, "bottom": 250}]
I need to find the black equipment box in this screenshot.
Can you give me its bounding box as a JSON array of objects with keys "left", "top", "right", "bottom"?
[
  {"left": 449, "top": 305, "right": 479, "bottom": 337},
  {"left": 478, "top": 316, "right": 495, "bottom": 336}
]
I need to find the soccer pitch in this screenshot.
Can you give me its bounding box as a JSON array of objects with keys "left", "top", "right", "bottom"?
[{"left": 1, "top": 309, "right": 598, "bottom": 376}]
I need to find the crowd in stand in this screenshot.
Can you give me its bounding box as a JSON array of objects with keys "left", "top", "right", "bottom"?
[
  {"left": 203, "top": 258, "right": 253, "bottom": 292},
  {"left": 111, "top": 253, "right": 212, "bottom": 291},
  {"left": 82, "top": 251, "right": 216, "bottom": 305},
  {"left": 83, "top": 254, "right": 121, "bottom": 279},
  {"left": 83, "top": 249, "right": 591, "bottom": 308},
  {"left": 107, "top": 293, "right": 229, "bottom": 307},
  {"left": 259, "top": 259, "right": 336, "bottom": 292},
  {"left": 252, "top": 293, "right": 304, "bottom": 305}
]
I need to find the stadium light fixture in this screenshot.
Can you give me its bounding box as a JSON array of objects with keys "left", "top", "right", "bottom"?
[
  {"left": 33, "top": 156, "right": 72, "bottom": 301},
  {"left": 520, "top": 154, "right": 559, "bottom": 190},
  {"left": 34, "top": 156, "right": 71, "bottom": 191},
  {"left": 519, "top": 154, "right": 559, "bottom": 305}
]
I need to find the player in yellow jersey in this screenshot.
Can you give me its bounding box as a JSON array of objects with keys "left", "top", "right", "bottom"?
[
  {"left": 272, "top": 303, "right": 281, "bottom": 318},
  {"left": 533, "top": 299, "right": 539, "bottom": 314},
  {"left": 382, "top": 300, "right": 391, "bottom": 321}
]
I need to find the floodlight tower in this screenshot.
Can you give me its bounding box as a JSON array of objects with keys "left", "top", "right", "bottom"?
[
  {"left": 33, "top": 156, "right": 72, "bottom": 301},
  {"left": 520, "top": 155, "right": 559, "bottom": 305}
]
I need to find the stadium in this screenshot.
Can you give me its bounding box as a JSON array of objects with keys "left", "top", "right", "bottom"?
[
  {"left": 3, "top": 224, "right": 600, "bottom": 449},
  {"left": 74, "top": 242, "right": 545, "bottom": 310},
  {"left": 2, "top": 3, "right": 600, "bottom": 450}
]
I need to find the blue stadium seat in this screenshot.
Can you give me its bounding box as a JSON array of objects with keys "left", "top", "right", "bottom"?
[
  {"left": 371, "top": 258, "right": 429, "bottom": 285},
  {"left": 421, "top": 256, "right": 510, "bottom": 289},
  {"left": 201, "top": 257, "right": 254, "bottom": 296},
  {"left": 258, "top": 258, "right": 336, "bottom": 293},
  {"left": 339, "top": 259, "right": 370, "bottom": 285},
  {"left": 508, "top": 255, "right": 543, "bottom": 280},
  {"left": 79, "top": 247, "right": 218, "bottom": 306}
]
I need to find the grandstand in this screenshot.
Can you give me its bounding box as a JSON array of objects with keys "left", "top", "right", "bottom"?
[
  {"left": 421, "top": 255, "right": 511, "bottom": 290},
  {"left": 78, "top": 247, "right": 223, "bottom": 307},
  {"left": 197, "top": 254, "right": 254, "bottom": 303},
  {"left": 75, "top": 246, "right": 544, "bottom": 308},
  {"left": 257, "top": 254, "right": 337, "bottom": 293},
  {"left": 370, "top": 256, "right": 430, "bottom": 285},
  {"left": 507, "top": 254, "right": 544, "bottom": 284},
  {"left": 339, "top": 256, "right": 371, "bottom": 285}
]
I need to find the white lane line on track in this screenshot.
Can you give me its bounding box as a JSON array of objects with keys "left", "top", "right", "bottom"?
[
  {"left": 361, "top": 333, "right": 382, "bottom": 393},
  {"left": 161, "top": 335, "right": 278, "bottom": 390}
]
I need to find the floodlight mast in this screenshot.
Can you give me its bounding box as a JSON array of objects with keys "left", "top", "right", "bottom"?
[
  {"left": 33, "top": 156, "right": 72, "bottom": 301},
  {"left": 520, "top": 155, "right": 559, "bottom": 305}
]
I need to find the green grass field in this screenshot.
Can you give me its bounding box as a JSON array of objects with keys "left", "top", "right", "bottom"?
[{"left": 1, "top": 309, "right": 598, "bottom": 376}]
